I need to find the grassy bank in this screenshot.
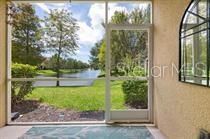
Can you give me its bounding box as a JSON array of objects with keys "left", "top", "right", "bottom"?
[
  {"left": 37, "top": 69, "right": 84, "bottom": 76},
  {"left": 27, "top": 80, "right": 125, "bottom": 111}
]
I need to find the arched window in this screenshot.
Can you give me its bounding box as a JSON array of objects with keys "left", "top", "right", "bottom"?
[{"left": 179, "top": 0, "right": 210, "bottom": 86}]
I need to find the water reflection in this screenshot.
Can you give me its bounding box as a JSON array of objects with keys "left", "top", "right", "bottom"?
[{"left": 34, "top": 69, "right": 100, "bottom": 87}]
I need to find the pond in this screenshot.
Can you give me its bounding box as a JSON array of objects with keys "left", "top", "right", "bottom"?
[{"left": 33, "top": 69, "right": 101, "bottom": 87}]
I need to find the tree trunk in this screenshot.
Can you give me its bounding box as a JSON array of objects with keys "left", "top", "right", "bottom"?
[
  {"left": 56, "top": 51, "right": 61, "bottom": 87},
  {"left": 56, "top": 25, "right": 63, "bottom": 87},
  {"left": 26, "top": 29, "right": 29, "bottom": 64}
]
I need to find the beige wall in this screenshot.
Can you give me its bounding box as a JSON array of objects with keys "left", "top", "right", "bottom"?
[
  {"left": 0, "top": 0, "right": 7, "bottom": 127},
  {"left": 153, "top": 0, "right": 210, "bottom": 138}
]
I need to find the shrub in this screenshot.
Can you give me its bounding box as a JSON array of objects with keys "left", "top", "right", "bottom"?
[
  {"left": 122, "top": 80, "right": 148, "bottom": 109},
  {"left": 11, "top": 63, "right": 37, "bottom": 105}
]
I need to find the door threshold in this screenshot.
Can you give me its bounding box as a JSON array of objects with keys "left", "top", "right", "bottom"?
[{"left": 108, "top": 121, "right": 152, "bottom": 124}]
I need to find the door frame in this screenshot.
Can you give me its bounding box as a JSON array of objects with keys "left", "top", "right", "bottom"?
[{"left": 105, "top": 24, "right": 153, "bottom": 123}]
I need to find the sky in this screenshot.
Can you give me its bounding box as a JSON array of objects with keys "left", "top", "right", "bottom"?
[{"left": 32, "top": 2, "right": 150, "bottom": 63}]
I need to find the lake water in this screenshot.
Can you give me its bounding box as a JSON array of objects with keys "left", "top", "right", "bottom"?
[{"left": 34, "top": 69, "right": 100, "bottom": 87}]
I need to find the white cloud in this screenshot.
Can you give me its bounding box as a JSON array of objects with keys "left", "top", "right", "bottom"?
[
  {"left": 77, "top": 21, "right": 104, "bottom": 46},
  {"left": 36, "top": 3, "right": 50, "bottom": 13},
  {"left": 78, "top": 3, "right": 127, "bottom": 46},
  {"left": 82, "top": 3, "right": 105, "bottom": 46},
  {"left": 88, "top": 3, "right": 128, "bottom": 24},
  {"left": 48, "top": 3, "right": 69, "bottom": 11},
  {"left": 48, "top": 3, "right": 66, "bottom": 7},
  {"left": 88, "top": 4, "right": 105, "bottom": 27},
  {"left": 36, "top": 3, "right": 69, "bottom": 14}
]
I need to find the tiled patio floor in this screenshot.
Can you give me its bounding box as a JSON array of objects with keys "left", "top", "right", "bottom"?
[{"left": 0, "top": 125, "right": 166, "bottom": 139}]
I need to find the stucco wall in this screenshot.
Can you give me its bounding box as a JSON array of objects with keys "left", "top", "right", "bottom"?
[
  {"left": 153, "top": 0, "right": 210, "bottom": 138},
  {"left": 0, "top": 0, "right": 7, "bottom": 127}
]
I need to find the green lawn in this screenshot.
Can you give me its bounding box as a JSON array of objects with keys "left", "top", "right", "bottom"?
[
  {"left": 37, "top": 70, "right": 56, "bottom": 76},
  {"left": 27, "top": 80, "right": 125, "bottom": 111}
]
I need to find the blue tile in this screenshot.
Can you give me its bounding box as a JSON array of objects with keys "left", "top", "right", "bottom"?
[{"left": 19, "top": 126, "right": 154, "bottom": 139}]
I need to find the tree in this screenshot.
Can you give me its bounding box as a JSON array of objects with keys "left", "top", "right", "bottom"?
[
  {"left": 89, "top": 41, "right": 102, "bottom": 70},
  {"left": 111, "top": 11, "right": 129, "bottom": 24},
  {"left": 42, "top": 54, "right": 63, "bottom": 70},
  {"left": 98, "top": 41, "right": 106, "bottom": 70},
  {"left": 43, "top": 9, "right": 79, "bottom": 86},
  {"left": 130, "top": 7, "right": 151, "bottom": 24},
  {"left": 97, "top": 8, "right": 149, "bottom": 75},
  {"left": 42, "top": 56, "right": 89, "bottom": 70},
  {"left": 12, "top": 3, "right": 44, "bottom": 65}
]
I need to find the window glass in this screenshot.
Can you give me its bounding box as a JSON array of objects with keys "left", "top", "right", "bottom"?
[{"left": 180, "top": 0, "right": 209, "bottom": 86}]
